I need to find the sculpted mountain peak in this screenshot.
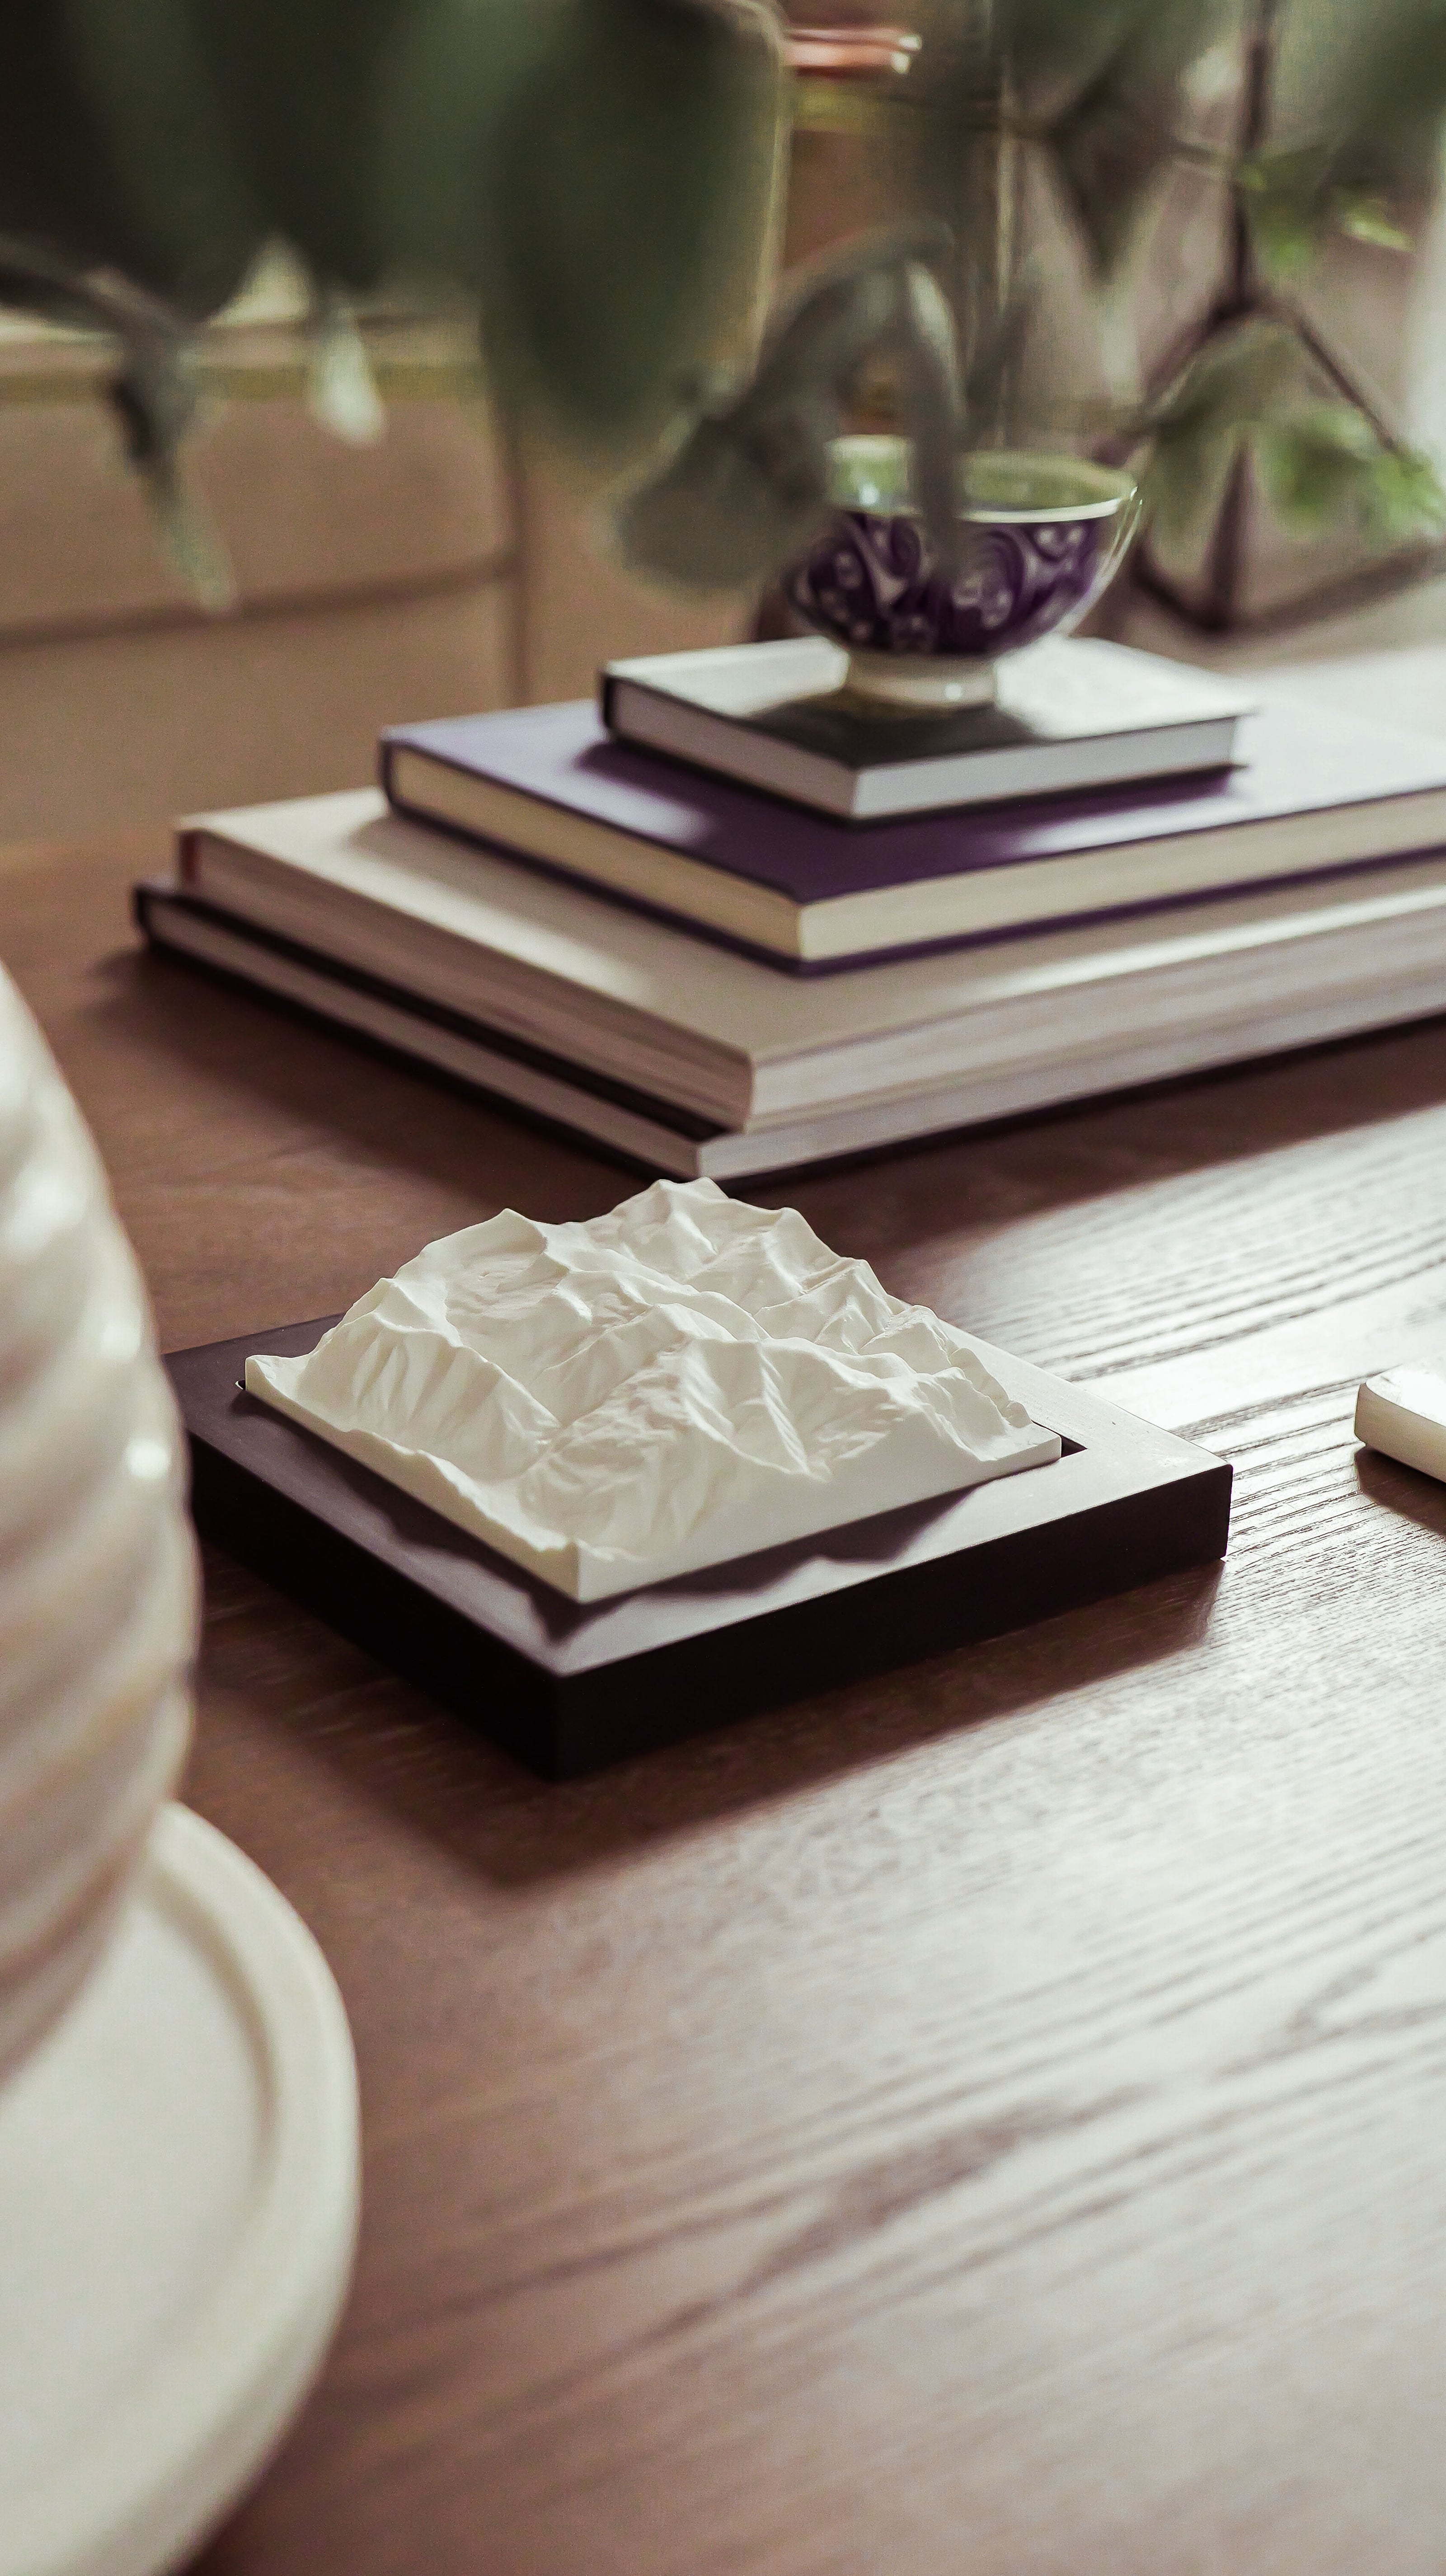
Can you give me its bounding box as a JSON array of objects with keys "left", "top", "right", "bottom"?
[{"left": 246, "top": 1179, "right": 1059, "bottom": 1600}]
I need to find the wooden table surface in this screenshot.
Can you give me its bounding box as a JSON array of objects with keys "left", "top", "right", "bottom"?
[{"left": 9, "top": 831, "right": 1446, "bottom": 2576}]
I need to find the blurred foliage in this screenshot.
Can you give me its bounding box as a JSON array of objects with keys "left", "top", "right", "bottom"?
[
  {"left": 1143, "top": 319, "right": 1304, "bottom": 554},
  {"left": 619, "top": 225, "right": 962, "bottom": 585},
  {"left": 630, "top": 0, "right": 1446, "bottom": 587},
  {"left": 878, "top": 0, "right": 1446, "bottom": 598},
  {"left": 0, "top": 0, "right": 788, "bottom": 587},
  {"left": 0, "top": 1, "right": 255, "bottom": 313},
  {"left": 1260, "top": 405, "right": 1446, "bottom": 543},
  {"left": 491, "top": 0, "right": 783, "bottom": 433},
  {"left": 1142, "top": 320, "right": 1446, "bottom": 567},
  {"left": 901, "top": 0, "right": 1223, "bottom": 300},
  {"left": 1320, "top": 0, "right": 1446, "bottom": 184},
  {"left": 1238, "top": 150, "right": 1413, "bottom": 284},
  {"left": 1031, "top": 0, "right": 1223, "bottom": 278},
  {"left": 5, "top": 0, "right": 1446, "bottom": 598}
]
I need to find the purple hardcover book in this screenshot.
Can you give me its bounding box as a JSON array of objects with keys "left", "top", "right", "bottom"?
[{"left": 380, "top": 699, "right": 1446, "bottom": 970}]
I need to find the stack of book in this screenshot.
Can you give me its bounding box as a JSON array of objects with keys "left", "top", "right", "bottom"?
[{"left": 136, "top": 633, "right": 1446, "bottom": 1178}]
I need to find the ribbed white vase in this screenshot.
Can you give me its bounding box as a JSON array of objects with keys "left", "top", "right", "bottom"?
[{"left": 0, "top": 962, "right": 196, "bottom": 2085}]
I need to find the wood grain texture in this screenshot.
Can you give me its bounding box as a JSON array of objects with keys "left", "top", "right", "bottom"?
[{"left": 9, "top": 835, "right": 1446, "bottom": 2576}]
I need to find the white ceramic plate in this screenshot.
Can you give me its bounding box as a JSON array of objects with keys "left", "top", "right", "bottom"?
[{"left": 0, "top": 1802, "right": 360, "bottom": 2576}]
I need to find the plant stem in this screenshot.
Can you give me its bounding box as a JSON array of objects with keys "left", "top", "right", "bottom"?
[
  {"left": 1268, "top": 296, "right": 1403, "bottom": 450},
  {"left": 1224, "top": 0, "right": 1285, "bottom": 315},
  {"left": 1192, "top": 0, "right": 1286, "bottom": 627}
]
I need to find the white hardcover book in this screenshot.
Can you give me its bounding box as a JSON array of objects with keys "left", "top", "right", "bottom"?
[
  {"left": 601, "top": 635, "right": 1257, "bottom": 820},
  {"left": 139, "top": 873, "right": 1446, "bottom": 1180},
  {"left": 157, "top": 785, "right": 1446, "bottom": 1167}
]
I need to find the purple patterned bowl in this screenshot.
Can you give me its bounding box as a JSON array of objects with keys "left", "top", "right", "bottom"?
[{"left": 785, "top": 437, "right": 1141, "bottom": 709}]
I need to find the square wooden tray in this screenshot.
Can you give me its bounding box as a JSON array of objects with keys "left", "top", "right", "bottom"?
[{"left": 167, "top": 1320, "right": 1232, "bottom": 1778}]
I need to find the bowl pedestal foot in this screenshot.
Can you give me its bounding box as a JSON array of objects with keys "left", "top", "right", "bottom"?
[{"left": 843, "top": 650, "right": 998, "bottom": 712}]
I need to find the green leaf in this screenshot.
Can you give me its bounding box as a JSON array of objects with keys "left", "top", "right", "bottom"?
[
  {"left": 896, "top": 258, "right": 965, "bottom": 573},
  {"left": 1330, "top": 0, "right": 1446, "bottom": 147},
  {"left": 61, "top": 0, "right": 262, "bottom": 311},
  {"left": 1333, "top": 191, "right": 1413, "bottom": 252},
  {"left": 1367, "top": 444, "right": 1446, "bottom": 539},
  {"left": 1141, "top": 319, "right": 1300, "bottom": 551},
  {"left": 108, "top": 335, "right": 237, "bottom": 609},
  {"left": 488, "top": 0, "right": 788, "bottom": 441},
  {"left": 615, "top": 226, "right": 960, "bottom": 590},
  {"left": 1238, "top": 148, "right": 1332, "bottom": 283},
  {"left": 308, "top": 299, "right": 385, "bottom": 446},
  {"left": 1145, "top": 328, "right": 1446, "bottom": 563},
  {"left": 1257, "top": 402, "right": 1377, "bottom": 534},
  {"left": 1240, "top": 151, "right": 1416, "bottom": 281},
  {"left": 0, "top": 0, "right": 258, "bottom": 312},
  {"left": 146, "top": 470, "right": 236, "bottom": 612},
  {"left": 377, "top": 0, "right": 565, "bottom": 287},
  {"left": 1045, "top": 0, "right": 1221, "bottom": 278},
  {"left": 1312, "top": 0, "right": 1446, "bottom": 206},
  {"left": 1259, "top": 404, "right": 1446, "bottom": 544},
  {"left": 189, "top": 0, "right": 420, "bottom": 290}
]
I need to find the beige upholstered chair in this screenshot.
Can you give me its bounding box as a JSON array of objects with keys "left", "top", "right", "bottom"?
[{"left": 0, "top": 298, "right": 747, "bottom": 846}]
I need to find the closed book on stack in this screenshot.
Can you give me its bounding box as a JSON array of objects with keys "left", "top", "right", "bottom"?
[
  {"left": 599, "top": 635, "right": 1255, "bottom": 819},
  {"left": 378, "top": 692, "right": 1446, "bottom": 967},
  {"left": 136, "top": 786, "right": 1446, "bottom": 1179}
]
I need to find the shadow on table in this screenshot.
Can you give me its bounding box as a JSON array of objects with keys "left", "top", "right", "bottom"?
[
  {"left": 1354, "top": 1445, "right": 1446, "bottom": 1539},
  {"left": 190, "top": 1542, "right": 1221, "bottom": 1891},
  {"left": 98, "top": 942, "right": 627, "bottom": 1212}
]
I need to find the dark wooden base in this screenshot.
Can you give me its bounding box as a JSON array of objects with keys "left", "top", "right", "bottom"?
[{"left": 167, "top": 1320, "right": 1232, "bottom": 1778}]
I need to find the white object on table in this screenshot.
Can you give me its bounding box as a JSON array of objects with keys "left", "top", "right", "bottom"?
[
  {"left": 0, "top": 962, "right": 197, "bottom": 2086},
  {"left": 0, "top": 1802, "right": 360, "bottom": 2576},
  {"left": 246, "top": 1177, "right": 1061, "bottom": 1600},
  {"left": 1354, "top": 1365, "right": 1446, "bottom": 1483}
]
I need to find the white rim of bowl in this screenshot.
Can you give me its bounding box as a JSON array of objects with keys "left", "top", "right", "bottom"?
[{"left": 826, "top": 436, "right": 1135, "bottom": 524}]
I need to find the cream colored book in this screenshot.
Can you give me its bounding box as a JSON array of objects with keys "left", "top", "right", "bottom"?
[{"left": 159, "top": 786, "right": 1446, "bottom": 1157}]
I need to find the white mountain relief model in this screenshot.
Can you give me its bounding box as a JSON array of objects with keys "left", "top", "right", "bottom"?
[{"left": 246, "top": 1178, "right": 1059, "bottom": 1601}]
